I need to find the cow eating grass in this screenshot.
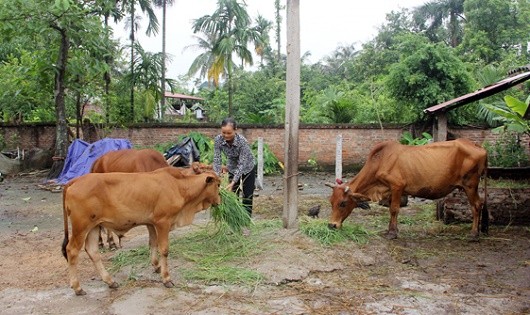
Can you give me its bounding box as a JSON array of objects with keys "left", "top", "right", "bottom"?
[
  {"left": 91, "top": 148, "right": 212, "bottom": 250},
  {"left": 61, "top": 167, "right": 221, "bottom": 295},
  {"left": 327, "top": 139, "right": 488, "bottom": 240}
]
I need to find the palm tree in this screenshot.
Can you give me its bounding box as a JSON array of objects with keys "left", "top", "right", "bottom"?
[
  {"left": 274, "top": 0, "right": 283, "bottom": 63},
  {"left": 413, "top": 0, "right": 465, "bottom": 47},
  {"left": 323, "top": 44, "right": 359, "bottom": 79},
  {"left": 128, "top": 43, "right": 176, "bottom": 121},
  {"left": 153, "top": 0, "right": 175, "bottom": 121},
  {"left": 191, "top": 0, "right": 255, "bottom": 116},
  {"left": 185, "top": 33, "right": 219, "bottom": 84},
  {"left": 253, "top": 14, "right": 273, "bottom": 66},
  {"left": 118, "top": 0, "right": 159, "bottom": 122}
]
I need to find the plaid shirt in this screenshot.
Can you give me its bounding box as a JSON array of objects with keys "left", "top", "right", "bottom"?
[{"left": 213, "top": 133, "right": 255, "bottom": 183}]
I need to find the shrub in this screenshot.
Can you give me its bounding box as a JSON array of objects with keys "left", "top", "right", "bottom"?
[
  {"left": 483, "top": 132, "right": 529, "bottom": 167},
  {"left": 400, "top": 131, "right": 433, "bottom": 145}
]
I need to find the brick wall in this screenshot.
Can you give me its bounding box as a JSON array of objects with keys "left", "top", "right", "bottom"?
[{"left": 1, "top": 123, "right": 528, "bottom": 169}]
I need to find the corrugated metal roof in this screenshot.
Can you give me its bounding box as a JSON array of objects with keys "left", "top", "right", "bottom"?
[
  {"left": 164, "top": 92, "right": 204, "bottom": 101},
  {"left": 424, "top": 71, "right": 530, "bottom": 115}
]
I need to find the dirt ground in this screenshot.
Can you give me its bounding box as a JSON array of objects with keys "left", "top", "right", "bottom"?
[{"left": 0, "top": 171, "right": 529, "bottom": 315}]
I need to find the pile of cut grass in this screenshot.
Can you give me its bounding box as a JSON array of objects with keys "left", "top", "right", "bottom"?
[
  {"left": 110, "top": 222, "right": 270, "bottom": 286},
  {"left": 299, "top": 217, "right": 372, "bottom": 246},
  {"left": 171, "top": 228, "right": 265, "bottom": 285}
]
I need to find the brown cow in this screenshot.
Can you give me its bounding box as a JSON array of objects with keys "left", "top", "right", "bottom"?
[
  {"left": 91, "top": 148, "right": 168, "bottom": 173},
  {"left": 327, "top": 139, "right": 488, "bottom": 239},
  {"left": 61, "top": 167, "right": 221, "bottom": 295},
  {"left": 91, "top": 148, "right": 212, "bottom": 249}
]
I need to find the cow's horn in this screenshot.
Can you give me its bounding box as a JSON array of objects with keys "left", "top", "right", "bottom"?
[
  {"left": 325, "top": 182, "right": 336, "bottom": 188},
  {"left": 344, "top": 186, "right": 350, "bottom": 193}
]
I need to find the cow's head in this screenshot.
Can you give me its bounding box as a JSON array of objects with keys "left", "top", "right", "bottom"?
[
  {"left": 326, "top": 182, "right": 370, "bottom": 229},
  {"left": 202, "top": 172, "right": 222, "bottom": 208}
]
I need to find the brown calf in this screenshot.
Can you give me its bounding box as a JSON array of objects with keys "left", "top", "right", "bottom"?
[{"left": 62, "top": 167, "right": 221, "bottom": 295}]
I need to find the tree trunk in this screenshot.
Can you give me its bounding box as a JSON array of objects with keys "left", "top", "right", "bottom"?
[
  {"left": 160, "top": 0, "right": 167, "bottom": 121},
  {"left": 130, "top": 2, "right": 135, "bottom": 122},
  {"left": 104, "top": 14, "right": 111, "bottom": 124},
  {"left": 228, "top": 57, "right": 233, "bottom": 117},
  {"left": 48, "top": 25, "right": 70, "bottom": 179},
  {"left": 275, "top": 0, "right": 281, "bottom": 63}
]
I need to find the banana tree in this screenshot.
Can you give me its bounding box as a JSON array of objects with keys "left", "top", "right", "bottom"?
[{"left": 484, "top": 95, "right": 530, "bottom": 135}]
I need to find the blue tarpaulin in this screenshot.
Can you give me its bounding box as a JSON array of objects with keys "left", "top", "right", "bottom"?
[{"left": 54, "top": 138, "right": 132, "bottom": 185}]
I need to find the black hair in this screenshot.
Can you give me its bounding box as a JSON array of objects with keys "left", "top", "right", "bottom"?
[{"left": 221, "top": 117, "right": 237, "bottom": 129}]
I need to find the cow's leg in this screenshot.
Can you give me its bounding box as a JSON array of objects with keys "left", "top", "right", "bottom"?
[
  {"left": 155, "top": 224, "right": 174, "bottom": 288},
  {"left": 107, "top": 229, "right": 118, "bottom": 250},
  {"left": 463, "top": 186, "right": 482, "bottom": 239},
  {"left": 147, "top": 225, "right": 160, "bottom": 273},
  {"left": 387, "top": 189, "right": 403, "bottom": 239},
  {"left": 98, "top": 226, "right": 105, "bottom": 249},
  {"left": 85, "top": 227, "right": 119, "bottom": 289},
  {"left": 66, "top": 231, "right": 88, "bottom": 296}
]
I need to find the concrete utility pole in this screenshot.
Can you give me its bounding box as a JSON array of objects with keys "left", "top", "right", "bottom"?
[
  {"left": 283, "top": 0, "right": 300, "bottom": 229},
  {"left": 257, "top": 137, "right": 264, "bottom": 190},
  {"left": 335, "top": 134, "right": 343, "bottom": 181}
]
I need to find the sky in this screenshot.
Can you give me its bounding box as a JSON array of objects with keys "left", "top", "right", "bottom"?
[{"left": 112, "top": 0, "right": 430, "bottom": 81}]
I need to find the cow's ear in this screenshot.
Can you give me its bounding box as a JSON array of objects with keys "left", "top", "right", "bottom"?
[
  {"left": 205, "top": 176, "right": 215, "bottom": 184},
  {"left": 348, "top": 190, "right": 370, "bottom": 204}
]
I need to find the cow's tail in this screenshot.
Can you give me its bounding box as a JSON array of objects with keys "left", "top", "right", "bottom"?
[
  {"left": 62, "top": 183, "right": 70, "bottom": 261},
  {"left": 480, "top": 157, "right": 489, "bottom": 235}
]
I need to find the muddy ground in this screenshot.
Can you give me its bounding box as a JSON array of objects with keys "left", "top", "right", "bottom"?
[{"left": 0, "top": 171, "right": 529, "bottom": 315}]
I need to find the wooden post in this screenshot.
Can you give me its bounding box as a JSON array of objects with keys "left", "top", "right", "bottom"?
[
  {"left": 257, "top": 137, "right": 264, "bottom": 190},
  {"left": 434, "top": 113, "right": 448, "bottom": 141},
  {"left": 335, "top": 134, "right": 342, "bottom": 181},
  {"left": 283, "top": 0, "right": 300, "bottom": 229}
]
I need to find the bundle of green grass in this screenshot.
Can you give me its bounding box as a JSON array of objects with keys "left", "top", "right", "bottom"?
[
  {"left": 210, "top": 188, "right": 252, "bottom": 234},
  {"left": 300, "top": 217, "right": 372, "bottom": 246}
]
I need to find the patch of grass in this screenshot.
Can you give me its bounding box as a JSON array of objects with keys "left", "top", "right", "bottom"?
[
  {"left": 180, "top": 265, "right": 264, "bottom": 285},
  {"left": 110, "top": 247, "right": 150, "bottom": 273},
  {"left": 110, "top": 220, "right": 284, "bottom": 286},
  {"left": 487, "top": 178, "right": 530, "bottom": 188},
  {"left": 299, "top": 217, "right": 373, "bottom": 246}
]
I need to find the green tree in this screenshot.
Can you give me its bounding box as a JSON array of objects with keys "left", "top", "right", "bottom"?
[
  {"left": 0, "top": 0, "right": 116, "bottom": 177},
  {"left": 386, "top": 38, "right": 473, "bottom": 121},
  {"left": 413, "top": 0, "right": 465, "bottom": 47},
  {"left": 191, "top": 0, "right": 256, "bottom": 116},
  {"left": 186, "top": 32, "right": 219, "bottom": 86},
  {"left": 460, "top": 0, "right": 530, "bottom": 64},
  {"left": 231, "top": 69, "right": 285, "bottom": 124},
  {"left": 122, "top": 44, "right": 177, "bottom": 122},
  {"left": 274, "top": 0, "right": 283, "bottom": 64},
  {"left": 252, "top": 14, "right": 273, "bottom": 66},
  {"left": 118, "top": 0, "right": 159, "bottom": 122},
  {"left": 153, "top": 0, "right": 175, "bottom": 121}
]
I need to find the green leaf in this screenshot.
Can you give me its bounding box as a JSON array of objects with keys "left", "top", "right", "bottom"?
[
  {"left": 504, "top": 95, "right": 528, "bottom": 117},
  {"left": 54, "top": 0, "right": 70, "bottom": 11}
]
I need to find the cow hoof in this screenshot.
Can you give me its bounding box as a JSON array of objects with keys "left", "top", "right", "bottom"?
[
  {"left": 163, "top": 280, "right": 175, "bottom": 288},
  {"left": 109, "top": 282, "right": 119, "bottom": 289},
  {"left": 385, "top": 231, "right": 398, "bottom": 240},
  {"left": 154, "top": 266, "right": 161, "bottom": 274},
  {"left": 468, "top": 235, "right": 480, "bottom": 243},
  {"left": 75, "top": 289, "right": 87, "bottom": 296}
]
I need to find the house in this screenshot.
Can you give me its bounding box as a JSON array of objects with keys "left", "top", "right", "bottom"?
[{"left": 164, "top": 92, "right": 206, "bottom": 121}]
